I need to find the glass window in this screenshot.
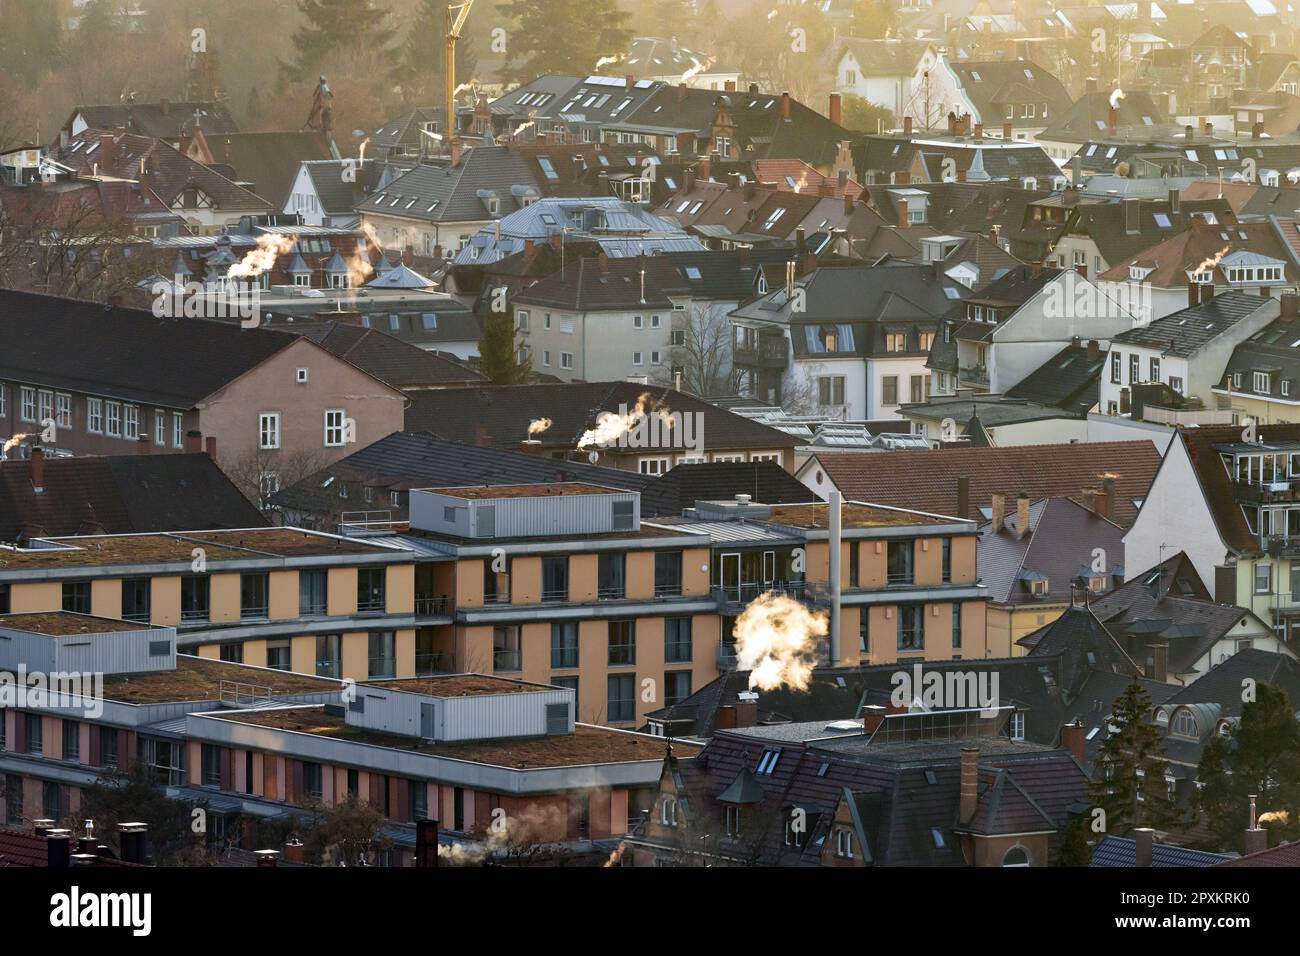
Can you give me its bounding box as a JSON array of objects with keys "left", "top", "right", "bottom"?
[
  {"left": 541, "top": 555, "right": 569, "bottom": 602},
  {"left": 551, "top": 622, "right": 579, "bottom": 669},
  {"left": 608, "top": 620, "right": 636, "bottom": 665},
  {"left": 62, "top": 721, "right": 80, "bottom": 762},
  {"left": 664, "top": 671, "right": 692, "bottom": 707},
  {"left": 357, "top": 568, "right": 386, "bottom": 611},
  {"left": 598, "top": 552, "right": 626, "bottom": 599},
  {"left": 493, "top": 625, "right": 520, "bottom": 671},
  {"left": 121, "top": 577, "right": 150, "bottom": 623},
  {"left": 316, "top": 635, "right": 340, "bottom": 678},
  {"left": 62, "top": 581, "right": 91, "bottom": 614},
  {"left": 608, "top": 674, "right": 635, "bottom": 722},
  {"left": 181, "top": 575, "right": 210, "bottom": 622},
  {"left": 897, "top": 604, "right": 924, "bottom": 651},
  {"left": 240, "top": 573, "right": 269, "bottom": 619},
  {"left": 887, "top": 541, "right": 914, "bottom": 584},
  {"left": 266, "top": 640, "right": 290, "bottom": 670},
  {"left": 368, "top": 631, "right": 396, "bottom": 679},
  {"left": 664, "top": 616, "right": 692, "bottom": 662},
  {"left": 299, "top": 570, "right": 328, "bottom": 615}
]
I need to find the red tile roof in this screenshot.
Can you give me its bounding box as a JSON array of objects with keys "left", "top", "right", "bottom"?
[
  {"left": 811, "top": 440, "right": 1162, "bottom": 528},
  {"left": 1215, "top": 840, "right": 1300, "bottom": 866}
]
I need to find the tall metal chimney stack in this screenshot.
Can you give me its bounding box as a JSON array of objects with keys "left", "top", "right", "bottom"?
[{"left": 828, "top": 490, "right": 842, "bottom": 665}]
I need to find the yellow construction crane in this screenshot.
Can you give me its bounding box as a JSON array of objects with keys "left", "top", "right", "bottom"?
[{"left": 445, "top": 0, "right": 476, "bottom": 149}]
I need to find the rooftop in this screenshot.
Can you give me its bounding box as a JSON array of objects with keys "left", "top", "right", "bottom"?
[
  {"left": 426, "top": 482, "right": 626, "bottom": 500},
  {"left": 100, "top": 655, "right": 339, "bottom": 704},
  {"left": 363, "top": 675, "right": 552, "bottom": 697},
  {"left": 0, "top": 612, "right": 151, "bottom": 636}
]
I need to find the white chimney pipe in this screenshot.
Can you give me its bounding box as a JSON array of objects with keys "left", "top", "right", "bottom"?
[{"left": 828, "top": 490, "right": 842, "bottom": 665}]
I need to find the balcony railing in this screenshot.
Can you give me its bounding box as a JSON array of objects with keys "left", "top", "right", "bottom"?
[
  {"left": 493, "top": 650, "right": 521, "bottom": 672},
  {"left": 358, "top": 597, "right": 387, "bottom": 613},
  {"left": 299, "top": 601, "right": 328, "bottom": 617},
  {"left": 541, "top": 587, "right": 569, "bottom": 603},
  {"left": 717, "top": 644, "right": 739, "bottom": 671},
  {"left": 654, "top": 582, "right": 683, "bottom": 597},
  {"left": 368, "top": 657, "right": 396, "bottom": 680},
  {"left": 551, "top": 649, "right": 579, "bottom": 669},
  {"left": 316, "top": 659, "right": 341, "bottom": 679},
  {"left": 712, "top": 581, "right": 805, "bottom": 606},
  {"left": 1263, "top": 535, "right": 1300, "bottom": 557},
  {"left": 415, "top": 595, "right": 450, "bottom": 617},
  {"left": 597, "top": 585, "right": 626, "bottom": 600},
  {"left": 1236, "top": 478, "right": 1300, "bottom": 505},
  {"left": 733, "top": 341, "right": 789, "bottom": 369},
  {"left": 958, "top": 365, "right": 989, "bottom": 386},
  {"left": 240, "top": 605, "right": 269, "bottom": 621},
  {"left": 415, "top": 650, "right": 450, "bottom": 676},
  {"left": 483, "top": 591, "right": 509, "bottom": 605}
]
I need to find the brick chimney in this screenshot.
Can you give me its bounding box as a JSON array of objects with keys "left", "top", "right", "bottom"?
[
  {"left": 1002, "top": 121, "right": 1012, "bottom": 139},
  {"left": 724, "top": 80, "right": 736, "bottom": 92},
  {"left": 98, "top": 132, "right": 116, "bottom": 168},
  {"left": 625, "top": 74, "right": 634, "bottom": 92},
  {"left": 844, "top": 190, "right": 855, "bottom": 216},
  {"left": 1253, "top": 121, "right": 1265, "bottom": 139},
  {"left": 30, "top": 446, "right": 44, "bottom": 494},
  {"left": 46, "top": 829, "right": 72, "bottom": 868},
  {"left": 734, "top": 698, "right": 758, "bottom": 728},
  {"left": 283, "top": 837, "right": 305, "bottom": 865},
  {"left": 959, "top": 746, "right": 979, "bottom": 825},
  {"left": 829, "top": 92, "right": 842, "bottom": 126},
  {"left": 947, "top": 111, "right": 958, "bottom": 136},
  {"left": 1108, "top": 106, "right": 1118, "bottom": 137},
  {"left": 677, "top": 82, "right": 687, "bottom": 102},
  {"left": 974, "top": 123, "right": 983, "bottom": 139},
  {"left": 1086, "top": 339, "right": 1100, "bottom": 361},
  {"left": 1016, "top": 493, "right": 1030, "bottom": 538},
  {"left": 896, "top": 198, "right": 908, "bottom": 228},
  {"left": 450, "top": 137, "right": 462, "bottom": 166},
  {"left": 780, "top": 91, "right": 791, "bottom": 119},
  {"left": 1188, "top": 278, "right": 1200, "bottom": 308},
  {"left": 861, "top": 704, "right": 886, "bottom": 734},
  {"left": 991, "top": 493, "right": 1006, "bottom": 532},
  {"left": 1282, "top": 291, "right": 1299, "bottom": 321},
  {"left": 254, "top": 849, "right": 280, "bottom": 867},
  {"left": 903, "top": 115, "right": 913, "bottom": 137},
  {"left": 1134, "top": 827, "right": 1155, "bottom": 867},
  {"left": 416, "top": 819, "right": 440, "bottom": 867},
  {"left": 597, "top": 251, "right": 609, "bottom": 272},
  {"left": 895, "top": 169, "right": 910, "bottom": 185},
  {"left": 1061, "top": 721, "right": 1086, "bottom": 764}
]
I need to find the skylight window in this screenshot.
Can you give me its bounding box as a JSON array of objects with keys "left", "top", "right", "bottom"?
[
  {"left": 685, "top": 266, "right": 702, "bottom": 279},
  {"left": 756, "top": 749, "right": 781, "bottom": 774},
  {"left": 538, "top": 157, "right": 558, "bottom": 180},
  {"left": 1154, "top": 213, "right": 1171, "bottom": 228}
]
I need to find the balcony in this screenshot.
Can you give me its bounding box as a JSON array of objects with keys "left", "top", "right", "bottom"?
[
  {"left": 958, "top": 364, "right": 989, "bottom": 386},
  {"left": 541, "top": 587, "right": 569, "bottom": 603},
  {"left": 493, "top": 649, "right": 521, "bottom": 672},
  {"left": 597, "top": 584, "right": 626, "bottom": 600},
  {"left": 733, "top": 340, "right": 789, "bottom": 370},
  {"left": 655, "top": 582, "right": 683, "bottom": 597},
  {"left": 1237, "top": 478, "right": 1300, "bottom": 506},
  {"left": 712, "top": 581, "right": 806, "bottom": 608},
  {"left": 1263, "top": 535, "right": 1300, "bottom": 558},
  {"left": 415, "top": 650, "right": 451, "bottom": 676},
  {"left": 483, "top": 591, "right": 509, "bottom": 606},
  {"left": 717, "top": 643, "right": 739, "bottom": 671},
  {"left": 415, "top": 595, "right": 450, "bottom": 617}
]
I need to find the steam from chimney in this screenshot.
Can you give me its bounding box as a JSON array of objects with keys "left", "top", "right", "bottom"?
[
  {"left": 528, "top": 417, "right": 553, "bottom": 436},
  {"left": 1109, "top": 88, "right": 1125, "bottom": 110},
  {"left": 357, "top": 137, "right": 369, "bottom": 164},
  {"left": 2, "top": 433, "right": 32, "bottom": 457},
  {"left": 575, "top": 392, "right": 672, "bottom": 450},
  {"left": 1259, "top": 810, "right": 1291, "bottom": 824},
  {"left": 681, "top": 56, "right": 713, "bottom": 83},
  {"left": 437, "top": 804, "right": 563, "bottom": 865},
  {"left": 1192, "top": 244, "right": 1231, "bottom": 276},
  {"left": 228, "top": 233, "right": 298, "bottom": 279},
  {"left": 595, "top": 55, "right": 620, "bottom": 69},
  {"left": 733, "top": 592, "right": 829, "bottom": 691}
]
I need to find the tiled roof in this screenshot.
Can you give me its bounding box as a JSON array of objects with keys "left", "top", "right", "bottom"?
[
  {"left": 1111, "top": 291, "right": 1274, "bottom": 358},
  {"left": 1024, "top": 605, "right": 1143, "bottom": 692},
  {"left": 809, "top": 440, "right": 1161, "bottom": 527},
  {"left": 215, "top": 131, "right": 334, "bottom": 209},
  {"left": 356, "top": 146, "right": 539, "bottom": 224},
  {"left": 1089, "top": 835, "right": 1235, "bottom": 867},
  {"left": 0, "top": 289, "right": 298, "bottom": 408},
  {"left": 1099, "top": 220, "right": 1300, "bottom": 289},
  {"left": 1004, "top": 343, "right": 1105, "bottom": 414},
  {"left": 71, "top": 101, "right": 239, "bottom": 139},
  {"left": 1216, "top": 840, "right": 1300, "bottom": 866},
  {"left": 1070, "top": 197, "right": 1233, "bottom": 268},
  {"left": 284, "top": 320, "right": 484, "bottom": 388},
  {"left": 0, "top": 453, "right": 267, "bottom": 543}
]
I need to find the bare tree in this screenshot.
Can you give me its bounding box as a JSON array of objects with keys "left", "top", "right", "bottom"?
[
  {"left": 224, "top": 446, "right": 332, "bottom": 515},
  {"left": 781, "top": 362, "right": 822, "bottom": 415},
  {"left": 654, "top": 303, "right": 743, "bottom": 398}
]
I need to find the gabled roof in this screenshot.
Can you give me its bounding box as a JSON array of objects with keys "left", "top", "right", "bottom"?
[
  {"left": 1023, "top": 605, "right": 1143, "bottom": 692},
  {"left": 0, "top": 453, "right": 267, "bottom": 543},
  {"left": 280, "top": 320, "right": 484, "bottom": 388},
  {"left": 215, "top": 131, "right": 334, "bottom": 209},
  {"left": 1216, "top": 840, "right": 1300, "bottom": 866},
  {"left": 69, "top": 101, "right": 239, "bottom": 139},
  {"left": 945, "top": 59, "right": 1073, "bottom": 128},
  {"left": 510, "top": 254, "right": 691, "bottom": 310},
  {"left": 356, "top": 146, "right": 539, "bottom": 224},
  {"left": 1069, "top": 196, "right": 1232, "bottom": 267},
  {"left": 1039, "top": 89, "right": 1167, "bottom": 143},
  {"left": 1111, "top": 291, "right": 1275, "bottom": 358},
  {"left": 1100, "top": 220, "right": 1300, "bottom": 289},
  {"left": 806, "top": 440, "right": 1162, "bottom": 527},
  {"left": 1090, "top": 836, "right": 1235, "bottom": 867},
  {"left": 404, "top": 383, "right": 799, "bottom": 452},
  {"left": 1004, "top": 343, "right": 1105, "bottom": 414},
  {"left": 0, "top": 290, "right": 300, "bottom": 408}
]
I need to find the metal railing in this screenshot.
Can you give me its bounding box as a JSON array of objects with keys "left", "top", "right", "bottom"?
[
  {"left": 551, "top": 649, "right": 579, "bottom": 669},
  {"left": 493, "top": 650, "right": 521, "bottom": 672},
  {"left": 415, "top": 650, "right": 450, "bottom": 676},
  {"left": 541, "top": 587, "right": 569, "bottom": 603},
  {"left": 415, "top": 595, "right": 449, "bottom": 616},
  {"left": 316, "top": 659, "right": 341, "bottom": 679},
  {"left": 368, "top": 657, "right": 396, "bottom": 680},
  {"left": 219, "top": 680, "right": 273, "bottom": 706},
  {"left": 240, "top": 604, "right": 269, "bottom": 620},
  {"left": 654, "top": 582, "right": 683, "bottom": 597},
  {"left": 597, "top": 585, "right": 626, "bottom": 600},
  {"left": 711, "top": 581, "right": 805, "bottom": 606},
  {"left": 717, "top": 644, "right": 739, "bottom": 671}
]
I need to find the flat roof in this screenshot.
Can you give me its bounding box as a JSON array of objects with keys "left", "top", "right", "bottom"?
[
  {"left": 426, "top": 482, "right": 627, "bottom": 499},
  {"left": 0, "top": 612, "right": 149, "bottom": 636},
  {"left": 222, "top": 708, "right": 700, "bottom": 768},
  {"left": 364, "top": 675, "right": 553, "bottom": 697},
  {"left": 100, "top": 655, "right": 339, "bottom": 704},
  {"left": 757, "top": 502, "right": 962, "bottom": 529},
  {"left": 0, "top": 528, "right": 401, "bottom": 571}
]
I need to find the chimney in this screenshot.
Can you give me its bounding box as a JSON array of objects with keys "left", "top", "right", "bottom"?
[
  {"left": 861, "top": 704, "right": 887, "bottom": 734},
  {"left": 1188, "top": 278, "right": 1200, "bottom": 308},
  {"left": 30, "top": 447, "right": 44, "bottom": 494},
  {"left": 1016, "top": 493, "right": 1030, "bottom": 538},
  {"left": 184, "top": 430, "right": 202, "bottom": 453},
  {"left": 1134, "top": 827, "right": 1155, "bottom": 867},
  {"left": 1244, "top": 795, "right": 1268, "bottom": 855},
  {"left": 1203, "top": 120, "right": 1213, "bottom": 137},
  {"left": 903, "top": 115, "right": 913, "bottom": 137},
  {"left": 1168, "top": 187, "right": 1180, "bottom": 218},
  {"left": 1282, "top": 292, "right": 1299, "bottom": 321},
  {"left": 829, "top": 92, "right": 842, "bottom": 126},
  {"left": 1061, "top": 721, "right": 1086, "bottom": 765},
  {"left": 283, "top": 837, "right": 305, "bottom": 865},
  {"left": 844, "top": 190, "right": 855, "bottom": 216},
  {"left": 895, "top": 169, "right": 910, "bottom": 185},
  {"left": 523, "top": 238, "right": 535, "bottom": 256},
  {"left": 724, "top": 80, "right": 736, "bottom": 92},
  {"left": 897, "top": 198, "right": 908, "bottom": 229},
  {"left": 204, "top": 436, "right": 216, "bottom": 461},
  {"left": 991, "top": 493, "right": 1006, "bottom": 532},
  {"left": 416, "top": 819, "right": 440, "bottom": 867},
  {"left": 1253, "top": 121, "right": 1265, "bottom": 139},
  {"left": 974, "top": 123, "right": 983, "bottom": 139},
  {"left": 98, "top": 132, "right": 116, "bottom": 169},
  {"left": 46, "top": 829, "right": 72, "bottom": 869},
  {"left": 1184, "top": 123, "right": 1194, "bottom": 141},
  {"left": 1200, "top": 281, "right": 1215, "bottom": 301},
  {"left": 118, "top": 823, "right": 148, "bottom": 865},
  {"left": 795, "top": 226, "right": 806, "bottom": 253},
  {"left": 474, "top": 424, "right": 491, "bottom": 448},
  {"left": 1086, "top": 339, "right": 1100, "bottom": 361},
  {"left": 734, "top": 698, "right": 758, "bottom": 728},
  {"left": 947, "top": 111, "right": 958, "bottom": 136},
  {"left": 1002, "top": 121, "right": 1012, "bottom": 139},
  {"left": 597, "top": 251, "right": 609, "bottom": 273},
  {"left": 77, "top": 822, "right": 98, "bottom": 857},
  {"left": 403, "top": 245, "right": 415, "bottom": 267},
  {"left": 676, "top": 131, "right": 694, "bottom": 157},
  {"left": 1124, "top": 198, "right": 1139, "bottom": 234},
  {"left": 137, "top": 434, "right": 150, "bottom": 455},
  {"left": 519, "top": 439, "right": 546, "bottom": 456},
  {"left": 677, "top": 82, "right": 687, "bottom": 102},
  {"left": 780, "top": 91, "right": 791, "bottom": 119},
  {"left": 957, "top": 475, "right": 970, "bottom": 519},
  {"left": 1107, "top": 106, "right": 1118, "bottom": 137},
  {"left": 625, "top": 74, "right": 634, "bottom": 92},
  {"left": 1086, "top": 77, "right": 1097, "bottom": 94},
  {"left": 959, "top": 746, "right": 979, "bottom": 825},
  {"left": 450, "top": 137, "right": 462, "bottom": 167},
  {"left": 1101, "top": 475, "right": 1115, "bottom": 515},
  {"left": 159, "top": 97, "right": 170, "bottom": 116},
  {"left": 748, "top": 83, "right": 759, "bottom": 95},
  {"left": 254, "top": 849, "right": 280, "bottom": 868},
  {"left": 716, "top": 704, "right": 737, "bottom": 729}
]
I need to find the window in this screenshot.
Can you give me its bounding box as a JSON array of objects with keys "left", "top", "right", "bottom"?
[
  {"left": 1172, "top": 709, "right": 1197, "bottom": 738},
  {"left": 259, "top": 412, "right": 280, "bottom": 449},
  {"left": 56, "top": 393, "right": 71, "bottom": 429},
  {"left": 551, "top": 622, "right": 579, "bottom": 668},
  {"left": 608, "top": 620, "right": 636, "bottom": 665},
  {"left": 818, "top": 376, "right": 846, "bottom": 406},
  {"left": 1170, "top": 375, "right": 1184, "bottom": 394},
  {"left": 43, "top": 782, "right": 66, "bottom": 821},
  {"left": 608, "top": 674, "right": 635, "bottom": 722},
  {"left": 266, "top": 640, "right": 290, "bottom": 671},
  {"left": 655, "top": 551, "right": 683, "bottom": 596},
  {"left": 106, "top": 401, "right": 121, "bottom": 437},
  {"left": 665, "top": 671, "right": 692, "bottom": 707},
  {"left": 661, "top": 797, "right": 679, "bottom": 827},
  {"left": 756, "top": 748, "right": 781, "bottom": 774},
  {"left": 121, "top": 578, "right": 150, "bottom": 623},
  {"left": 835, "top": 828, "right": 854, "bottom": 858},
  {"left": 124, "top": 405, "right": 139, "bottom": 440},
  {"left": 201, "top": 744, "right": 221, "bottom": 787},
  {"left": 368, "top": 631, "right": 396, "bottom": 679},
  {"left": 300, "top": 570, "right": 328, "bottom": 615},
  {"left": 492, "top": 625, "right": 521, "bottom": 671},
  {"left": 100, "top": 727, "right": 119, "bottom": 769},
  {"left": 20, "top": 386, "right": 35, "bottom": 422},
  {"left": 897, "top": 604, "right": 924, "bottom": 651},
  {"left": 87, "top": 398, "right": 103, "bottom": 433},
  {"left": 560, "top": 352, "right": 574, "bottom": 370},
  {"left": 5, "top": 775, "right": 22, "bottom": 824},
  {"left": 357, "top": 568, "right": 386, "bottom": 611},
  {"left": 516, "top": 310, "right": 529, "bottom": 330},
  {"left": 1255, "top": 562, "right": 1272, "bottom": 594},
  {"left": 910, "top": 375, "right": 926, "bottom": 404},
  {"left": 887, "top": 540, "right": 913, "bottom": 584},
  {"left": 1129, "top": 354, "right": 1139, "bottom": 383},
  {"left": 154, "top": 410, "right": 165, "bottom": 445},
  {"left": 324, "top": 409, "right": 347, "bottom": 446},
  {"left": 240, "top": 573, "right": 269, "bottom": 619},
  {"left": 173, "top": 412, "right": 184, "bottom": 448},
  {"left": 882, "top": 376, "right": 899, "bottom": 406},
  {"left": 664, "top": 616, "right": 692, "bottom": 662},
  {"left": 1009, "top": 711, "right": 1025, "bottom": 741},
  {"left": 181, "top": 575, "right": 210, "bottom": 622},
  {"left": 63, "top": 721, "right": 80, "bottom": 762},
  {"left": 598, "top": 552, "right": 626, "bottom": 599},
  {"left": 26, "top": 715, "right": 43, "bottom": 755},
  {"left": 541, "top": 555, "right": 569, "bottom": 602},
  {"left": 639, "top": 457, "right": 670, "bottom": 475},
  {"left": 220, "top": 643, "right": 243, "bottom": 663},
  {"left": 62, "top": 581, "right": 91, "bottom": 614},
  {"left": 1254, "top": 371, "right": 1271, "bottom": 394},
  {"left": 1110, "top": 352, "right": 1121, "bottom": 384}
]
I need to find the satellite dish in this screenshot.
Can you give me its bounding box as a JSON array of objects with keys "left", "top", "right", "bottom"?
[{"left": 587, "top": 450, "right": 600, "bottom": 464}]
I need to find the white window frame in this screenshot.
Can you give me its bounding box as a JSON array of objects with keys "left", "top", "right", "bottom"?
[
  {"left": 124, "top": 405, "right": 139, "bottom": 440},
  {"left": 55, "top": 393, "right": 72, "bottom": 429},
  {"left": 105, "top": 401, "right": 122, "bottom": 437},
  {"left": 155, "top": 409, "right": 166, "bottom": 445},
  {"left": 259, "top": 412, "right": 281, "bottom": 450},
  {"left": 87, "top": 398, "right": 103, "bottom": 433},
  {"left": 324, "top": 409, "right": 346, "bottom": 447},
  {"left": 172, "top": 412, "right": 184, "bottom": 448},
  {"left": 20, "top": 386, "right": 36, "bottom": 422}
]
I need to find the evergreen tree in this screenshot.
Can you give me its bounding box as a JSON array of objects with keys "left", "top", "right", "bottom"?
[
  {"left": 1054, "top": 811, "right": 1094, "bottom": 867},
  {"left": 392, "top": 0, "right": 478, "bottom": 106},
  {"left": 0, "top": 0, "right": 65, "bottom": 83},
  {"left": 478, "top": 310, "right": 531, "bottom": 384},
  {"left": 495, "top": 0, "right": 630, "bottom": 82},
  {"left": 1089, "top": 681, "right": 1183, "bottom": 835},
  {"left": 280, "top": 0, "right": 395, "bottom": 84},
  {"left": 1199, "top": 683, "right": 1300, "bottom": 851}
]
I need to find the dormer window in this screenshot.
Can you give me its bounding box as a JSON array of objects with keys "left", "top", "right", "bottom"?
[
  {"left": 835, "top": 827, "right": 854, "bottom": 858},
  {"left": 1172, "top": 710, "right": 1198, "bottom": 738},
  {"left": 1129, "top": 265, "right": 1153, "bottom": 281},
  {"left": 1030, "top": 579, "right": 1048, "bottom": 596},
  {"left": 660, "top": 796, "right": 678, "bottom": 826}
]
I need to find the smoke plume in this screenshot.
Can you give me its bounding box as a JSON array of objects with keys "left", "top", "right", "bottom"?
[{"left": 733, "top": 592, "right": 828, "bottom": 691}]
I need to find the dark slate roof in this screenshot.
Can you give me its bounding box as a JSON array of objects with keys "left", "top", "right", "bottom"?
[
  {"left": 511, "top": 254, "right": 690, "bottom": 310},
  {"left": 1111, "top": 291, "right": 1274, "bottom": 358},
  {"left": 270, "top": 432, "right": 656, "bottom": 517},
  {"left": 215, "top": 131, "right": 334, "bottom": 209},
  {"left": 1024, "top": 605, "right": 1143, "bottom": 693},
  {"left": 1216, "top": 841, "right": 1300, "bottom": 866},
  {"left": 355, "top": 146, "right": 539, "bottom": 223},
  {"left": 1221, "top": 317, "right": 1300, "bottom": 404},
  {"left": 371, "top": 106, "right": 448, "bottom": 151},
  {"left": 279, "top": 320, "right": 484, "bottom": 388},
  {"left": 865, "top": 181, "right": 1056, "bottom": 248},
  {"left": 1061, "top": 668, "right": 1178, "bottom": 770},
  {"left": 978, "top": 497, "right": 1126, "bottom": 605},
  {"left": 1089, "top": 835, "right": 1235, "bottom": 867},
  {"left": 1003, "top": 343, "right": 1104, "bottom": 414},
  {"left": 404, "top": 382, "right": 799, "bottom": 453},
  {"left": 1039, "top": 89, "right": 1167, "bottom": 143},
  {"left": 647, "top": 461, "right": 819, "bottom": 515},
  {"left": 70, "top": 101, "right": 239, "bottom": 139},
  {"left": 946, "top": 60, "right": 1072, "bottom": 129},
  {"left": 303, "top": 160, "right": 374, "bottom": 214},
  {"left": 0, "top": 453, "right": 266, "bottom": 544},
  {"left": 0, "top": 290, "right": 297, "bottom": 408},
  {"left": 1068, "top": 197, "right": 1233, "bottom": 268}
]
